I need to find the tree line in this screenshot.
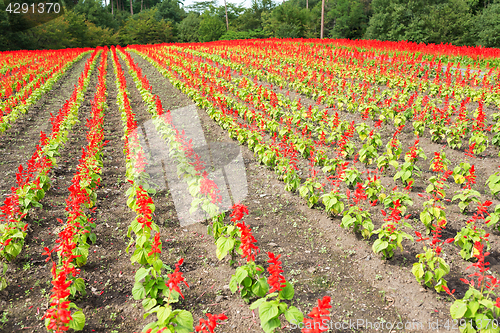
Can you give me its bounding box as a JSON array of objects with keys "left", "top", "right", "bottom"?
[{"left": 1, "top": 0, "right": 500, "bottom": 51}]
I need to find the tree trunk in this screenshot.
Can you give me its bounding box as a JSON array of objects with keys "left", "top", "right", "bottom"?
[
  {"left": 111, "top": 0, "right": 114, "bottom": 15},
  {"left": 141, "top": 0, "right": 143, "bottom": 11},
  {"left": 130, "top": 0, "right": 133, "bottom": 15},
  {"left": 306, "top": 0, "right": 308, "bottom": 9},
  {"left": 320, "top": 0, "right": 325, "bottom": 38},
  {"left": 224, "top": 0, "right": 229, "bottom": 30}
]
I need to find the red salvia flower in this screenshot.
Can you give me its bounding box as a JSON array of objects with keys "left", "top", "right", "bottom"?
[
  {"left": 195, "top": 313, "right": 228, "bottom": 333},
  {"left": 148, "top": 232, "right": 162, "bottom": 257},
  {"left": 302, "top": 296, "right": 332, "bottom": 333},
  {"left": 267, "top": 252, "right": 286, "bottom": 293},
  {"left": 166, "top": 258, "right": 189, "bottom": 299},
  {"left": 230, "top": 203, "right": 249, "bottom": 222},
  {"left": 236, "top": 221, "right": 259, "bottom": 262}
]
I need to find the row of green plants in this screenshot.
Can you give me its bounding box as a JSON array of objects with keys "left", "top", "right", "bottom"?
[
  {"left": 42, "top": 47, "right": 108, "bottom": 332},
  {"left": 0, "top": 49, "right": 101, "bottom": 293},
  {"left": 112, "top": 46, "right": 230, "bottom": 333},
  {"left": 126, "top": 45, "right": 337, "bottom": 332}
]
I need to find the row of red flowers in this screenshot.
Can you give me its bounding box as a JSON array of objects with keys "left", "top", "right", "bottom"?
[
  {"left": 42, "top": 47, "right": 109, "bottom": 333},
  {"left": 0, "top": 49, "right": 101, "bottom": 265},
  {"left": 112, "top": 46, "right": 228, "bottom": 333}
]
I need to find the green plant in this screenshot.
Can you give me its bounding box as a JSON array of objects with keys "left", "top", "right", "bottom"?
[
  {"left": 321, "top": 190, "right": 346, "bottom": 215},
  {"left": 0, "top": 263, "right": 7, "bottom": 291},
  {"left": 453, "top": 201, "right": 492, "bottom": 260},
  {"left": 341, "top": 206, "right": 373, "bottom": 239},
  {"left": 452, "top": 162, "right": 473, "bottom": 186},
  {"left": 486, "top": 171, "right": 500, "bottom": 197},
  {"left": 452, "top": 189, "right": 481, "bottom": 214},
  {"left": 0, "top": 311, "right": 8, "bottom": 329},
  {"left": 412, "top": 222, "right": 452, "bottom": 292},
  {"left": 298, "top": 179, "right": 322, "bottom": 208},
  {"left": 382, "top": 190, "right": 413, "bottom": 215},
  {"left": 445, "top": 241, "right": 500, "bottom": 333},
  {"left": 394, "top": 138, "right": 427, "bottom": 187},
  {"left": 229, "top": 260, "right": 268, "bottom": 303},
  {"left": 469, "top": 132, "right": 489, "bottom": 155},
  {"left": 344, "top": 167, "right": 362, "bottom": 188},
  {"left": 372, "top": 200, "right": 414, "bottom": 259},
  {"left": 249, "top": 253, "right": 303, "bottom": 333}
]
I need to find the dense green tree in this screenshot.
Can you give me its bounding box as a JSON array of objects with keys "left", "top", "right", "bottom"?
[
  {"left": 176, "top": 12, "right": 201, "bottom": 42},
  {"left": 119, "top": 8, "right": 173, "bottom": 44},
  {"left": 262, "top": 0, "right": 312, "bottom": 38},
  {"left": 475, "top": 2, "right": 500, "bottom": 47},
  {"left": 198, "top": 10, "right": 226, "bottom": 42},
  {"left": 74, "top": 0, "right": 118, "bottom": 30},
  {"left": 219, "top": 28, "right": 269, "bottom": 39},
  {"left": 66, "top": 11, "right": 89, "bottom": 47},
  {"left": 364, "top": 0, "right": 477, "bottom": 44},
  {"left": 327, "top": 0, "right": 368, "bottom": 38},
  {"left": 155, "top": 0, "right": 186, "bottom": 23},
  {"left": 405, "top": 0, "right": 474, "bottom": 45},
  {"left": 232, "top": 0, "right": 274, "bottom": 31},
  {"left": 185, "top": 0, "right": 216, "bottom": 13}
]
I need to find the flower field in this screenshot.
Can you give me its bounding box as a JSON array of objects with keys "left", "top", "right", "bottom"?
[{"left": 1, "top": 39, "right": 500, "bottom": 332}]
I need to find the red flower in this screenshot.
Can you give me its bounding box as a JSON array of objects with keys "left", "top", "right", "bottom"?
[
  {"left": 442, "top": 286, "right": 455, "bottom": 296},
  {"left": 200, "top": 172, "right": 221, "bottom": 204},
  {"left": 495, "top": 298, "right": 500, "bottom": 309},
  {"left": 195, "top": 313, "right": 228, "bottom": 333},
  {"left": 166, "top": 258, "right": 189, "bottom": 299},
  {"left": 148, "top": 232, "right": 162, "bottom": 257},
  {"left": 230, "top": 203, "right": 249, "bottom": 222},
  {"left": 267, "top": 252, "right": 286, "bottom": 293},
  {"left": 302, "top": 296, "right": 332, "bottom": 333},
  {"left": 236, "top": 222, "right": 259, "bottom": 262},
  {"left": 136, "top": 187, "right": 153, "bottom": 230}
]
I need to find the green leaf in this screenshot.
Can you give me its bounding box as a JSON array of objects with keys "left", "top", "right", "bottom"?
[
  {"left": 261, "top": 317, "right": 281, "bottom": 333},
  {"left": 234, "top": 267, "right": 249, "bottom": 284},
  {"left": 215, "top": 237, "right": 235, "bottom": 260},
  {"left": 153, "top": 259, "right": 163, "bottom": 272},
  {"left": 466, "top": 301, "right": 481, "bottom": 319},
  {"left": 157, "top": 306, "right": 172, "bottom": 323},
  {"left": 142, "top": 297, "right": 157, "bottom": 311},
  {"left": 69, "top": 310, "right": 85, "bottom": 331},
  {"left": 259, "top": 302, "right": 279, "bottom": 323},
  {"left": 450, "top": 300, "right": 467, "bottom": 319},
  {"left": 135, "top": 267, "right": 150, "bottom": 282},
  {"left": 278, "top": 281, "right": 294, "bottom": 300},
  {"left": 252, "top": 277, "right": 269, "bottom": 298},
  {"left": 412, "top": 263, "right": 424, "bottom": 280},
  {"left": 229, "top": 277, "right": 238, "bottom": 293},
  {"left": 132, "top": 282, "right": 146, "bottom": 300},
  {"left": 284, "top": 306, "right": 303, "bottom": 326},
  {"left": 250, "top": 297, "right": 266, "bottom": 310},
  {"left": 372, "top": 239, "right": 388, "bottom": 254},
  {"left": 171, "top": 310, "right": 193, "bottom": 333}
]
